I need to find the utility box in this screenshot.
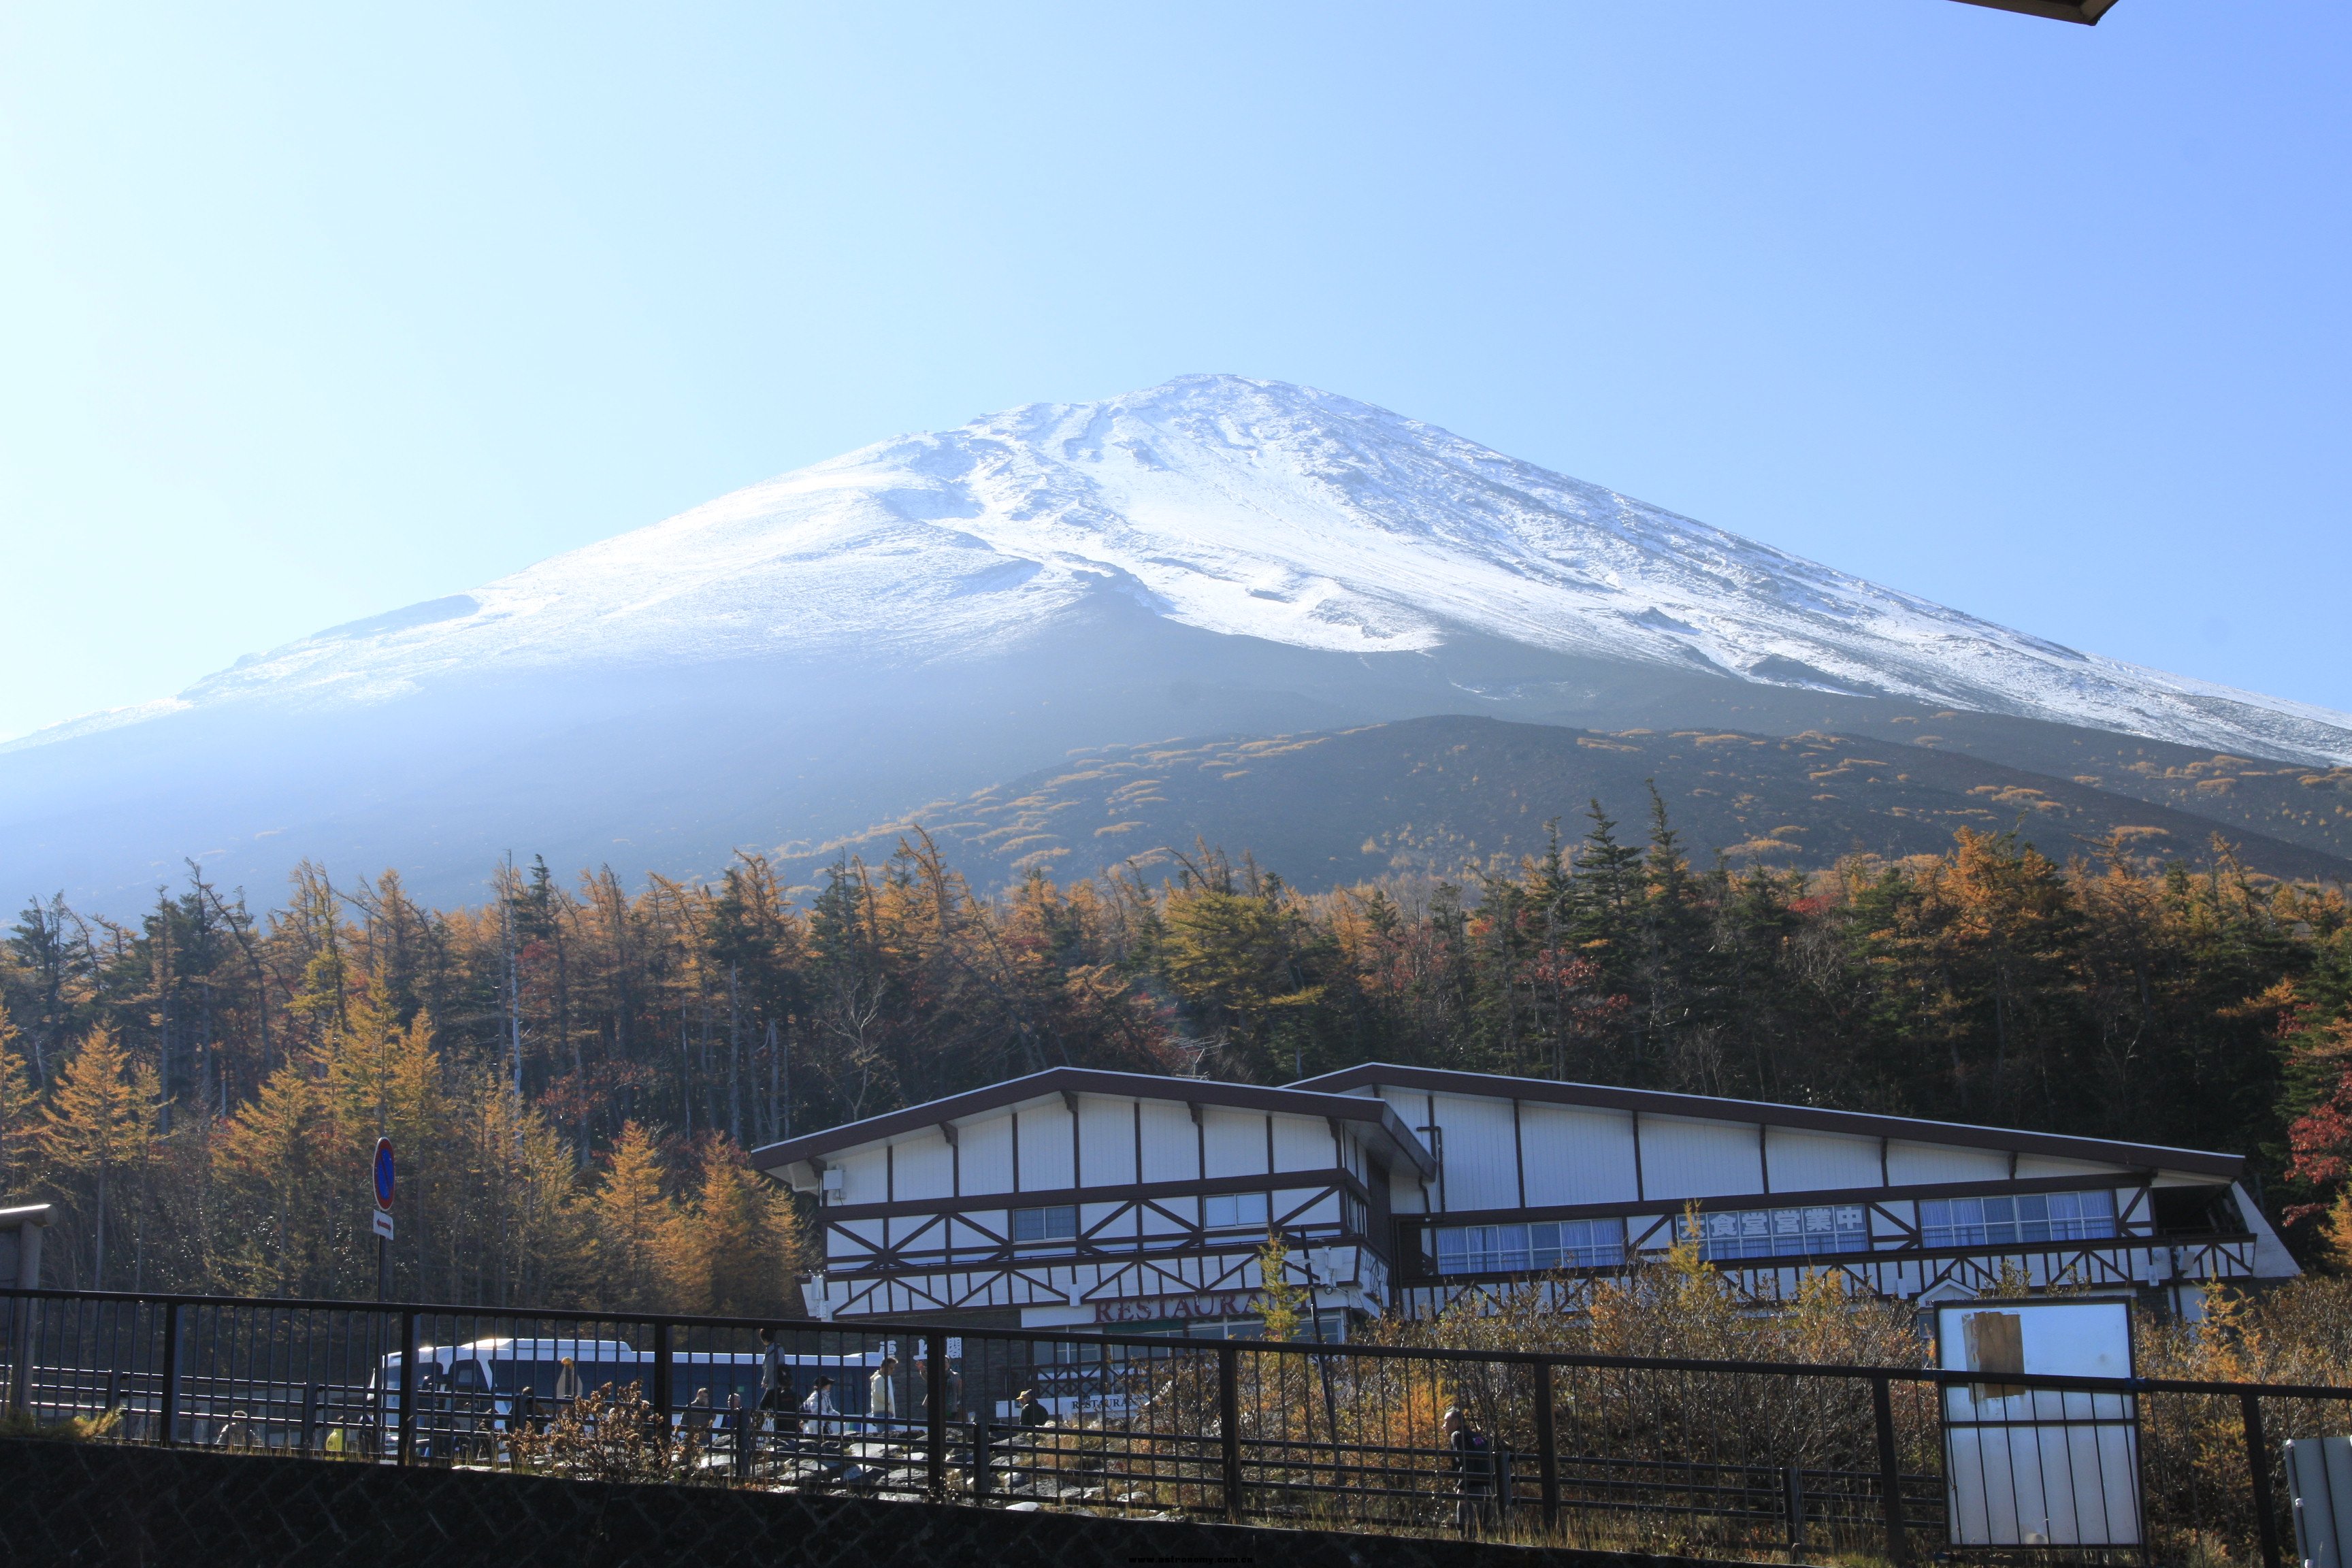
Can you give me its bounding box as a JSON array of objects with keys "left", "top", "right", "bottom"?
[
  {"left": 1, "top": 1203, "right": 49, "bottom": 1415},
  {"left": 2287, "top": 1436, "right": 2352, "bottom": 1568}
]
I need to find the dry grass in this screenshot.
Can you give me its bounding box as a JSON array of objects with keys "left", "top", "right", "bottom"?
[{"left": 506, "top": 1383, "right": 698, "bottom": 1485}]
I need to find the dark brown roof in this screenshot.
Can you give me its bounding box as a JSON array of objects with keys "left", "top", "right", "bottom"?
[
  {"left": 1952, "top": 0, "right": 2119, "bottom": 24},
  {"left": 748, "top": 1067, "right": 1438, "bottom": 1179},
  {"left": 1289, "top": 1063, "right": 2242, "bottom": 1180}
]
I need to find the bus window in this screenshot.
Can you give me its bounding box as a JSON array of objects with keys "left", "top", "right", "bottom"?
[{"left": 493, "top": 1360, "right": 558, "bottom": 1396}]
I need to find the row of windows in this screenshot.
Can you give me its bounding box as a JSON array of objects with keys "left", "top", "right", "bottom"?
[
  {"left": 1431, "top": 1219, "right": 1627, "bottom": 1275},
  {"left": 1013, "top": 1192, "right": 1271, "bottom": 1245},
  {"left": 994, "top": 1189, "right": 2119, "bottom": 1258},
  {"left": 1684, "top": 1205, "right": 1871, "bottom": 1261},
  {"left": 1919, "top": 1191, "right": 2115, "bottom": 1248}
]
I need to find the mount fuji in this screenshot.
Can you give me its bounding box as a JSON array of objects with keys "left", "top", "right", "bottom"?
[{"left": 9, "top": 375, "right": 2350, "bottom": 908}]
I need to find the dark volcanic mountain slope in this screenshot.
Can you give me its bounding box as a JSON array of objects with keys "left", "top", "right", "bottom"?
[{"left": 802, "top": 715, "right": 2352, "bottom": 892}]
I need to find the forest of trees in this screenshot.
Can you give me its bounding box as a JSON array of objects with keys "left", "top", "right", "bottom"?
[{"left": 3, "top": 801, "right": 2350, "bottom": 1315}]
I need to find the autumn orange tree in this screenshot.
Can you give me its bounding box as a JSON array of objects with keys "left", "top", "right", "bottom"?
[
  {"left": 5, "top": 804, "right": 2351, "bottom": 1304},
  {"left": 35, "top": 1024, "right": 159, "bottom": 1289}
]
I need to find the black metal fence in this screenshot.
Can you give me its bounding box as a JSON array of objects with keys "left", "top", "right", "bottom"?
[{"left": 5, "top": 1285, "right": 2347, "bottom": 1565}]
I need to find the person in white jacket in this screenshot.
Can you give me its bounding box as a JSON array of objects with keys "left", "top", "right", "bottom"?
[
  {"left": 799, "top": 1375, "right": 840, "bottom": 1451},
  {"left": 866, "top": 1355, "right": 900, "bottom": 1433}
]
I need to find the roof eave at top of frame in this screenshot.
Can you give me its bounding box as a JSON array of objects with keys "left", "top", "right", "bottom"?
[{"left": 1290, "top": 1062, "right": 2242, "bottom": 1181}]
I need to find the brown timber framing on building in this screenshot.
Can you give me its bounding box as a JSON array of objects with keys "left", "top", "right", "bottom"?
[
  {"left": 749, "top": 1066, "right": 1439, "bottom": 1183},
  {"left": 826, "top": 1173, "right": 1377, "bottom": 1275}
]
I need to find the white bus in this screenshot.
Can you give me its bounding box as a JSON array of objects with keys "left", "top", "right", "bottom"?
[{"left": 369, "top": 1336, "right": 887, "bottom": 1441}]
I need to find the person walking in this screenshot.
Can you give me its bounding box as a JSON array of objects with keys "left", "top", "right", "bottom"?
[
  {"left": 757, "top": 1327, "right": 794, "bottom": 1415},
  {"left": 867, "top": 1354, "right": 900, "bottom": 1435},
  {"left": 755, "top": 1326, "right": 797, "bottom": 1467},
  {"left": 214, "top": 1409, "right": 261, "bottom": 1451},
  {"left": 723, "top": 1391, "right": 748, "bottom": 1478},
  {"left": 683, "top": 1386, "right": 715, "bottom": 1463},
  {"left": 914, "top": 1354, "right": 963, "bottom": 1424},
  {"left": 1441, "top": 1405, "right": 1496, "bottom": 1539},
  {"left": 800, "top": 1375, "right": 840, "bottom": 1458},
  {"left": 553, "top": 1355, "right": 582, "bottom": 1407}
]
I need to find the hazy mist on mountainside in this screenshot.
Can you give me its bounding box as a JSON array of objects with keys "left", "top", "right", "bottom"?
[{"left": 6, "top": 376, "right": 2347, "bottom": 910}]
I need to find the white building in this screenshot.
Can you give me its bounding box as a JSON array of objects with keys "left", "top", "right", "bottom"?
[{"left": 752, "top": 1063, "right": 2298, "bottom": 1333}]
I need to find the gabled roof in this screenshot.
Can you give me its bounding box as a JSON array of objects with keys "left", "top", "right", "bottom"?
[
  {"left": 748, "top": 1066, "right": 1438, "bottom": 1181},
  {"left": 1291, "top": 1063, "right": 2242, "bottom": 1181}
]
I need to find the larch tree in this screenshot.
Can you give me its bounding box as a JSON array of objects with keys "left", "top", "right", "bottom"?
[
  {"left": 662, "top": 1137, "right": 804, "bottom": 1318},
  {"left": 591, "top": 1121, "right": 673, "bottom": 1313},
  {"left": 212, "top": 1054, "right": 327, "bottom": 1295},
  {"left": 0, "top": 1004, "right": 34, "bottom": 1195},
  {"left": 37, "top": 1024, "right": 159, "bottom": 1289}
]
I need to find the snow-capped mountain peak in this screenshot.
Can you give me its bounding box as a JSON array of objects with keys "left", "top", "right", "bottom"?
[{"left": 44, "top": 372, "right": 2338, "bottom": 766}]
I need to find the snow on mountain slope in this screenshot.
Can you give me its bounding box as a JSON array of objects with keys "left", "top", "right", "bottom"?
[{"left": 13, "top": 374, "right": 2352, "bottom": 764}]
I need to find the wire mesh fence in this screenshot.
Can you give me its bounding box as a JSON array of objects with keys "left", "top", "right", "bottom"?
[{"left": 4, "top": 1284, "right": 2346, "bottom": 1565}]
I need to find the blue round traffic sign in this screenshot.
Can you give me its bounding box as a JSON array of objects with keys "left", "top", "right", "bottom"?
[{"left": 374, "top": 1138, "right": 396, "bottom": 1210}]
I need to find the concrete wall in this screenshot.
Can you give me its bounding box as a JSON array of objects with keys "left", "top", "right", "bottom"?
[{"left": 0, "top": 1436, "right": 1742, "bottom": 1568}]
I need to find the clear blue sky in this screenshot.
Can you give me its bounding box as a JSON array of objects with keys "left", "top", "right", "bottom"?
[{"left": 3, "top": 1, "right": 2345, "bottom": 742}]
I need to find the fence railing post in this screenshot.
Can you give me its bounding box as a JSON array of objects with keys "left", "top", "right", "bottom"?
[
  {"left": 1218, "top": 1343, "right": 1243, "bottom": 1524},
  {"left": 2242, "top": 1390, "right": 2283, "bottom": 1568},
  {"left": 158, "top": 1302, "right": 182, "bottom": 1448},
  {"left": 397, "top": 1309, "right": 419, "bottom": 1467},
  {"left": 1872, "top": 1373, "right": 1908, "bottom": 1566},
  {"left": 652, "top": 1319, "right": 672, "bottom": 1436},
  {"left": 925, "top": 1330, "right": 948, "bottom": 1501},
  {"left": 5, "top": 1294, "right": 31, "bottom": 1416},
  {"left": 974, "top": 1416, "right": 993, "bottom": 1501},
  {"left": 1784, "top": 1463, "right": 1807, "bottom": 1556},
  {"left": 300, "top": 1382, "right": 320, "bottom": 1454},
  {"left": 1535, "top": 1359, "right": 1561, "bottom": 1531},
  {"left": 1497, "top": 1446, "right": 1514, "bottom": 1524}
]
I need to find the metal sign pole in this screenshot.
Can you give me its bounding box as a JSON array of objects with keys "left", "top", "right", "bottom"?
[{"left": 373, "top": 1139, "right": 397, "bottom": 1303}]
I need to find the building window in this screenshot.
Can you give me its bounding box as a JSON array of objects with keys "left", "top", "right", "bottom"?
[
  {"left": 1203, "top": 1192, "right": 1270, "bottom": 1230},
  {"left": 1012, "top": 1204, "right": 1079, "bottom": 1243},
  {"left": 1431, "top": 1218, "right": 1626, "bottom": 1275},
  {"left": 1683, "top": 1205, "right": 1869, "bottom": 1261},
  {"left": 1918, "top": 1190, "right": 2115, "bottom": 1249}
]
